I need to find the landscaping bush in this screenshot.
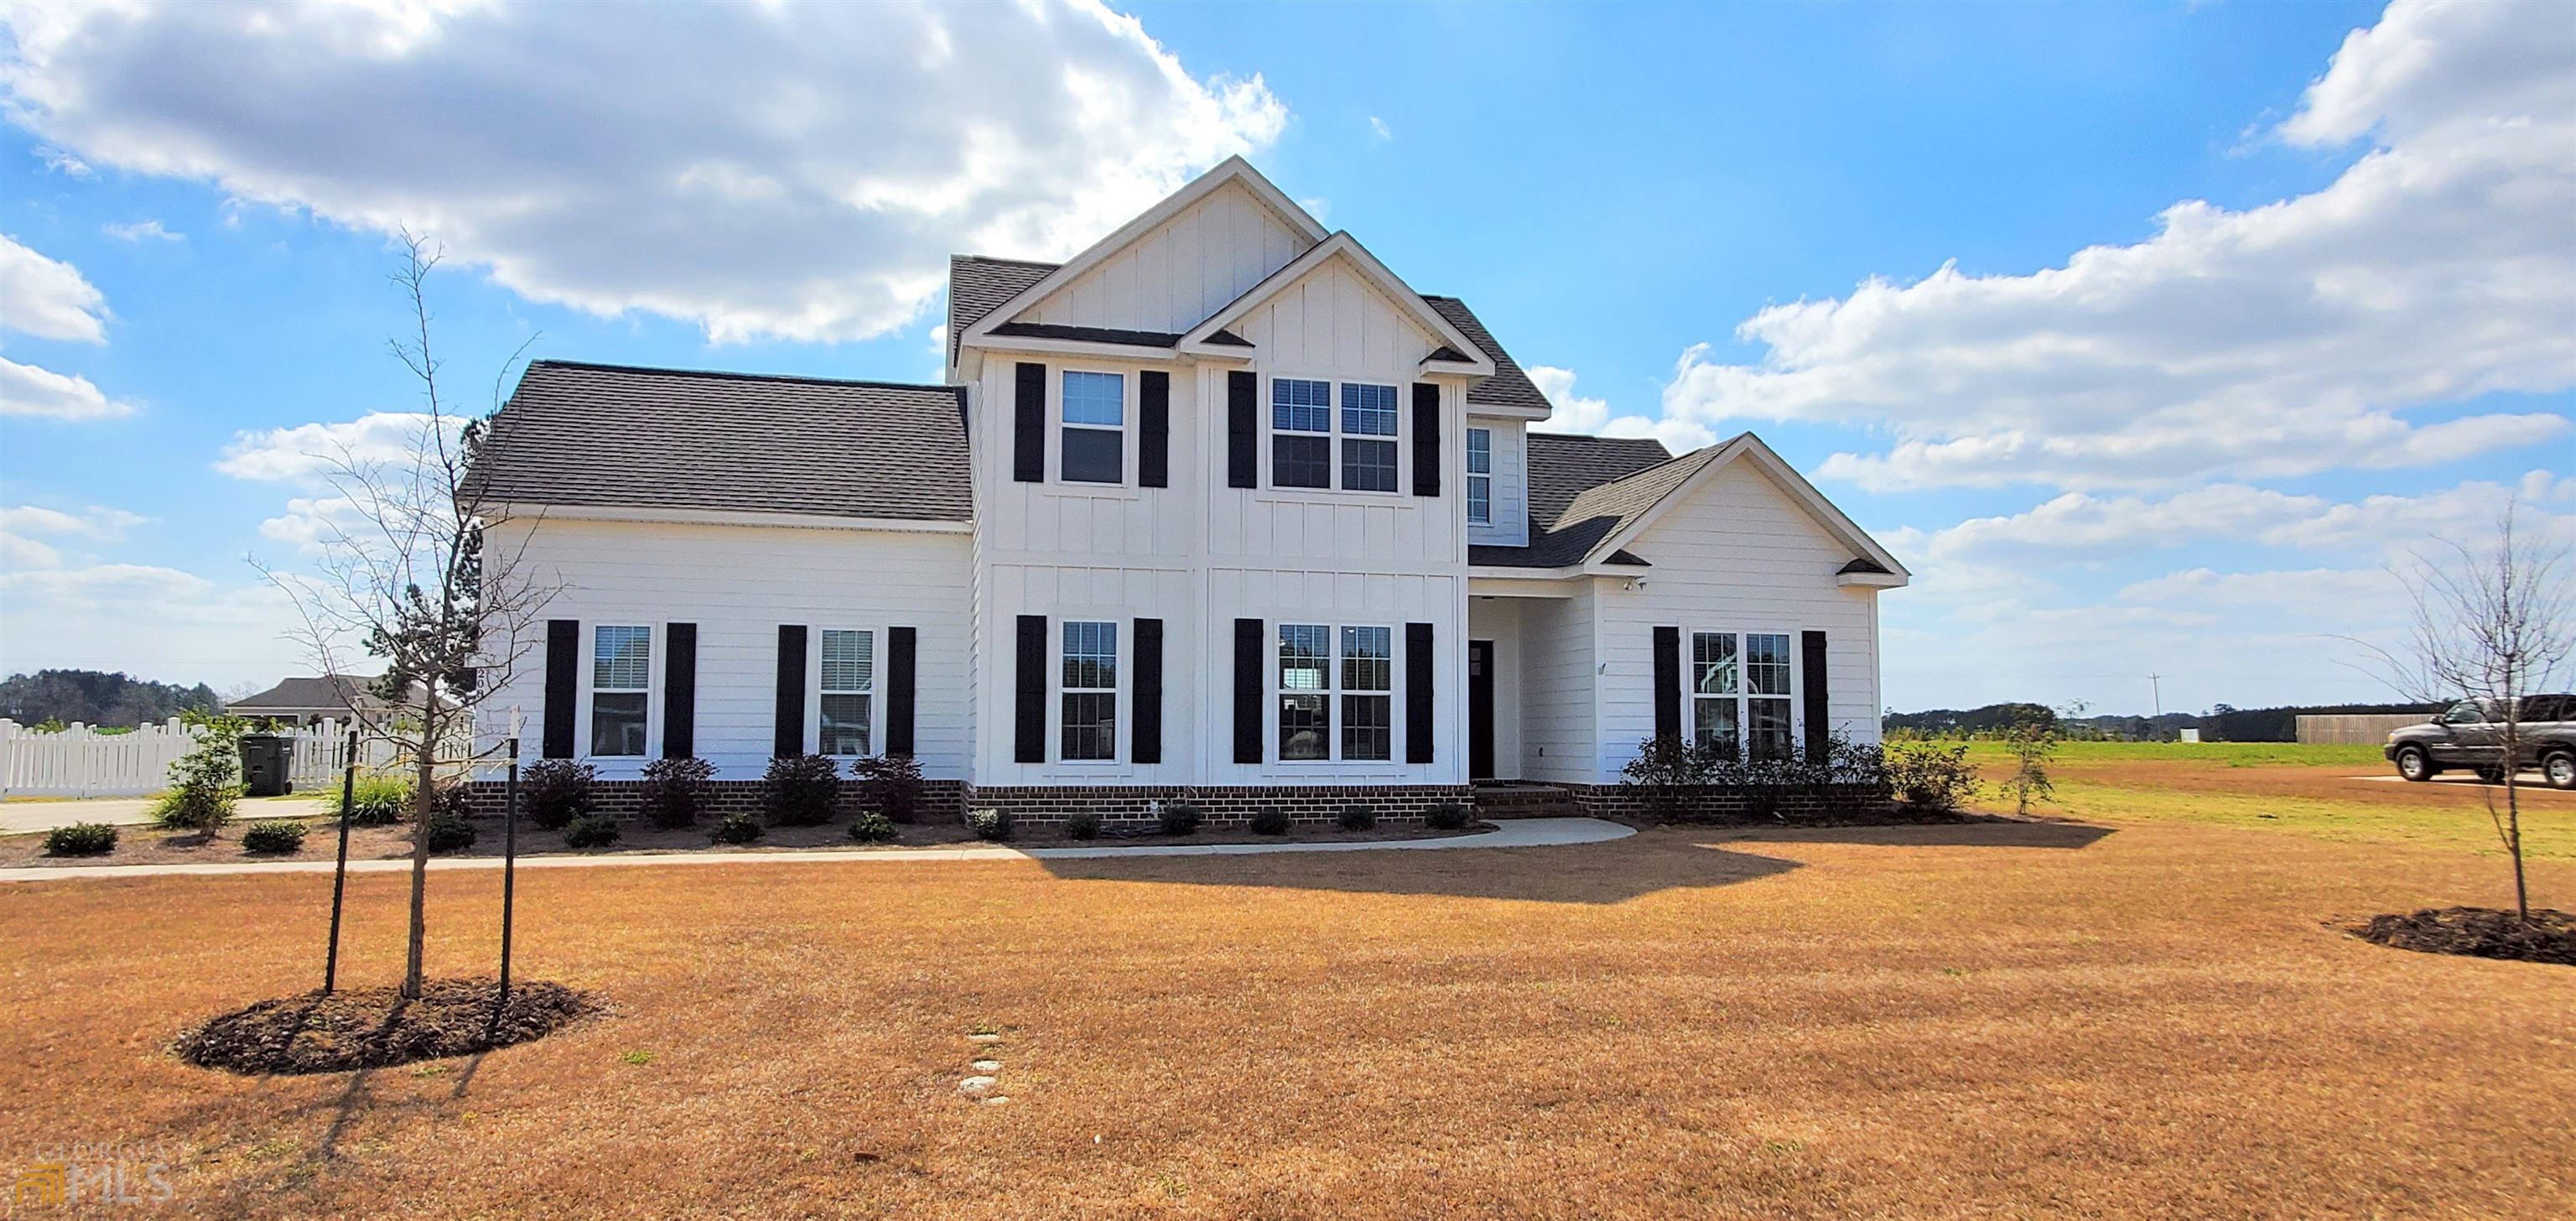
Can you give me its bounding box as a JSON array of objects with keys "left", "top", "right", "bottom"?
[
  {"left": 762, "top": 753, "right": 843, "bottom": 826},
  {"left": 241, "top": 820, "right": 309, "bottom": 855},
  {"left": 708, "top": 812, "right": 764, "bottom": 845},
  {"left": 1065, "top": 812, "right": 1102, "bottom": 841},
  {"left": 1249, "top": 808, "right": 1291, "bottom": 836},
  {"left": 848, "top": 811, "right": 898, "bottom": 844},
  {"left": 1336, "top": 803, "right": 1376, "bottom": 832},
  {"left": 524, "top": 760, "right": 598, "bottom": 830},
  {"left": 432, "top": 782, "right": 477, "bottom": 823},
  {"left": 637, "top": 756, "right": 716, "bottom": 829},
  {"left": 562, "top": 813, "right": 621, "bottom": 850},
  {"left": 346, "top": 772, "right": 412, "bottom": 825},
  {"left": 423, "top": 808, "right": 477, "bottom": 853},
  {"left": 965, "top": 808, "right": 1013, "bottom": 842},
  {"left": 852, "top": 753, "right": 925, "bottom": 824},
  {"left": 1886, "top": 742, "right": 1980, "bottom": 813},
  {"left": 1425, "top": 802, "right": 1472, "bottom": 830},
  {"left": 44, "top": 822, "right": 117, "bottom": 856},
  {"left": 152, "top": 711, "right": 248, "bottom": 832},
  {"left": 1158, "top": 802, "right": 1202, "bottom": 836}
]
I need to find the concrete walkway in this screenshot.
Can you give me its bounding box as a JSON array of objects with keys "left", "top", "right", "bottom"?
[
  {"left": 0, "top": 793, "right": 332, "bottom": 834},
  {"left": 0, "top": 817, "right": 1635, "bottom": 884}
]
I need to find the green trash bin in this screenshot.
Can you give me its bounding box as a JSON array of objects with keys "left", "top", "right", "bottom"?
[{"left": 239, "top": 733, "right": 292, "bottom": 797}]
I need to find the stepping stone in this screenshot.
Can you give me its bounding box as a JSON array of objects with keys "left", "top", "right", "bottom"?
[
  {"left": 980, "top": 1096, "right": 1010, "bottom": 1106},
  {"left": 958, "top": 1075, "right": 998, "bottom": 1097},
  {"left": 967, "top": 1032, "right": 1002, "bottom": 1044},
  {"left": 971, "top": 1059, "right": 1001, "bottom": 1073}
]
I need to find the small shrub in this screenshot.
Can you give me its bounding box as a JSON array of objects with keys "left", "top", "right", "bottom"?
[
  {"left": 852, "top": 753, "right": 926, "bottom": 824},
  {"left": 524, "top": 759, "right": 598, "bottom": 830},
  {"left": 1336, "top": 803, "right": 1376, "bottom": 832},
  {"left": 241, "top": 820, "right": 309, "bottom": 855},
  {"left": 1065, "top": 812, "right": 1102, "bottom": 841},
  {"left": 708, "top": 812, "right": 764, "bottom": 845},
  {"left": 432, "top": 782, "right": 476, "bottom": 823},
  {"left": 562, "top": 813, "right": 621, "bottom": 850},
  {"left": 423, "top": 809, "right": 477, "bottom": 853},
  {"left": 346, "top": 772, "right": 412, "bottom": 825},
  {"left": 848, "top": 811, "right": 898, "bottom": 844},
  {"left": 1886, "top": 742, "right": 1979, "bottom": 813},
  {"left": 44, "top": 822, "right": 117, "bottom": 856},
  {"left": 1158, "top": 802, "right": 1202, "bottom": 836},
  {"left": 1998, "top": 718, "right": 2060, "bottom": 816},
  {"left": 966, "top": 808, "right": 1013, "bottom": 842},
  {"left": 1425, "top": 802, "right": 1472, "bottom": 830},
  {"left": 152, "top": 710, "right": 249, "bottom": 831},
  {"left": 638, "top": 756, "right": 716, "bottom": 829},
  {"left": 1249, "top": 808, "right": 1291, "bottom": 836},
  {"left": 762, "top": 753, "right": 844, "bottom": 827}
]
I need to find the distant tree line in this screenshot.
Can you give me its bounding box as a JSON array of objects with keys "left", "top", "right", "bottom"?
[
  {"left": 0, "top": 668, "right": 223, "bottom": 728},
  {"left": 1886, "top": 700, "right": 2435, "bottom": 743}
]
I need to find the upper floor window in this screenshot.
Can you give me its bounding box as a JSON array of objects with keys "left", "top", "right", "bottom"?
[
  {"left": 1692, "top": 630, "right": 1794, "bottom": 761},
  {"left": 1062, "top": 621, "right": 1118, "bottom": 761},
  {"left": 1062, "top": 371, "right": 1124, "bottom": 484},
  {"left": 1272, "top": 377, "right": 1331, "bottom": 489},
  {"left": 592, "top": 625, "right": 650, "bottom": 756},
  {"left": 1340, "top": 383, "right": 1400, "bottom": 492},
  {"left": 819, "top": 629, "right": 875, "bottom": 756},
  {"left": 1466, "top": 428, "right": 1493, "bottom": 525},
  {"left": 1279, "top": 622, "right": 1393, "bottom": 762}
]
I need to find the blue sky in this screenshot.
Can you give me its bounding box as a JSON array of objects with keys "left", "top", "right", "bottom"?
[{"left": 2, "top": 0, "right": 2568, "bottom": 714}]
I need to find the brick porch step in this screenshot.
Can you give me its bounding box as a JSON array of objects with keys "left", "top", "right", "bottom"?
[{"left": 1469, "top": 782, "right": 1578, "bottom": 819}]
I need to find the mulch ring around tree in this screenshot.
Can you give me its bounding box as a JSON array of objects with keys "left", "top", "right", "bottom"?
[
  {"left": 173, "top": 977, "right": 602, "bottom": 1075},
  {"left": 2353, "top": 907, "right": 2576, "bottom": 966}
]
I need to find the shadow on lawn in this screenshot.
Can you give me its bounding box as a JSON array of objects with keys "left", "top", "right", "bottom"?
[
  {"left": 1702, "top": 819, "right": 2116, "bottom": 851},
  {"left": 1037, "top": 833, "right": 1805, "bottom": 905}
]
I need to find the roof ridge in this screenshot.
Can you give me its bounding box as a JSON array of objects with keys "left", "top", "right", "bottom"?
[
  {"left": 951, "top": 253, "right": 1063, "bottom": 269},
  {"left": 525, "top": 359, "right": 961, "bottom": 397}
]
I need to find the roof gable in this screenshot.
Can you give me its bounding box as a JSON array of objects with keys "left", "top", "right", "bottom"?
[
  {"left": 1178, "top": 233, "right": 1493, "bottom": 375},
  {"left": 1590, "top": 434, "right": 1910, "bottom": 579}
]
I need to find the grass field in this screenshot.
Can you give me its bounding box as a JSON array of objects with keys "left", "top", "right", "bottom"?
[{"left": 4, "top": 753, "right": 2572, "bottom": 1218}]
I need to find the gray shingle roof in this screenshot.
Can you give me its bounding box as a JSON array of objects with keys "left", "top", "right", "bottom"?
[
  {"left": 1524, "top": 434, "right": 1675, "bottom": 524},
  {"left": 1421, "top": 296, "right": 1553, "bottom": 415},
  {"left": 948, "top": 255, "right": 1056, "bottom": 364},
  {"left": 467, "top": 361, "right": 971, "bottom": 522},
  {"left": 1472, "top": 434, "right": 1724, "bottom": 569}
]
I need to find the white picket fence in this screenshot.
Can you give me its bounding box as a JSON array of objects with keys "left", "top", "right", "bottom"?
[{"left": 0, "top": 717, "right": 475, "bottom": 798}]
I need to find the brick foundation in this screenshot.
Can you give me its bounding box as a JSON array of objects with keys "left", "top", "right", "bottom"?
[
  {"left": 962, "top": 784, "right": 1477, "bottom": 828},
  {"left": 1561, "top": 782, "right": 1894, "bottom": 824}
]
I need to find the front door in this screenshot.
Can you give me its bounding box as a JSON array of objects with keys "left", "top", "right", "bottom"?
[{"left": 1468, "top": 640, "right": 1496, "bottom": 780}]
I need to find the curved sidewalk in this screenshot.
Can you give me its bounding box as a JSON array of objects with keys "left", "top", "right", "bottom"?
[{"left": 0, "top": 817, "right": 1634, "bottom": 884}]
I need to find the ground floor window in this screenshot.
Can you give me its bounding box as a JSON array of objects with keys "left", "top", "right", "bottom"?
[
  {"left": 1691, "top": 630, "right": 1794, "bottom": 761},
  {"left": 819, "top": 629, "right": 874, "bottom": 756},
  {"left": 1280, "top": 621, "right": 1393, "bottom": 762},
  {"left": 1062, "top": 621, "right": 1117, "bottom": 761},
  {"left": 591, "top": 625, "right": 650, "bottom": 756}
]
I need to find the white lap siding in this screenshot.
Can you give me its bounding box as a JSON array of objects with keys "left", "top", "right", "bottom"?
[
  {"left": 1590, "top": 461, "right": 1883, "bottom": 782},
  {"left": 478, "top": 517, "right": 974, "bottom": 781},
  {"left": 1516, "top": 584, "right": 1601, "bottom": 785}
]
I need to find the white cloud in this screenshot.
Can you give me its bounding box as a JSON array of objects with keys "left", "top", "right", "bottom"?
[
  {"left": 1528, "top": 365, "right": 1715, "bottom": 452},
  {"left": 0, "top": 503, "right": 147, "bottom": 540},
  {"left": 0, "top": 356, "right": 137, "bottom": 418},
  {"left": 101, "top": 218, "right": 180, "bottom": 242},
  {"left": 1368, "top": 116, "right": 1393, "bottom": 141},
  {"left": 1660, "top": 0, "right": 2576, "bottom": 491},
  {"left": 213, "top": 412, "right": 451, "bottom": 482},
  {"left": 0, "top": 561, "right": 305, "bottom": 690},
  {"left": 35, "top": 144, "right": 90, "bottom": 177},
  {"left": 0, "top": 233, "right": 110, "bottom": 341},
  {"left": 0, "top": 1, "right": 1286, "bottom": 344}
]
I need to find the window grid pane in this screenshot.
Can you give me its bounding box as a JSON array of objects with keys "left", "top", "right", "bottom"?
[
  {"left": 1343, "top": 694, "right": 1391, "bottom": 761},
  {"left": 1062, "top": 693, "right": 1116, "bottom": 761},
  {"left": 1691, "top": 632, "right": 1738, "bottom": 695},
  {"left": 1279, "top": 624, "right": 1328, "bottom": 691},
  {"left": 1693, "top": 698, "right": 1740, "bottom": 751},
  {"left": 1341, "top": 438, "right": 1398, "bottom": 492},
  {"left": 1341, "top": 626, "right": 1391, "bottom": 692},
  {"left": 821, "top": 629, "right": 874, "bottom": 694},
  {"left": 1748, "top": 699, "right": 1794, "bottom": 761},
  {"left": 1745, "top": 633, "right": 1794, "bottom": 696},
  {"left": 1341, "top": 383, "right": 1399, "bottom": 436},
  {"left": 590, "top": 691, "right": 647, "bottom": 756},
  {"left": 1466, "top": 428, "right": 1492, "bottom": 474},
  {"left": 1467, "top": 475, "right": 1492, "bottom": 524},
  {"left": 594, "top": 626, "right": 650, "bottom": 690},
  {"left": 1062, "top": 621, "right": 1117, "bottom": 691},
  {"left": 1274, "top": 434, "right": 1330, "bottom": 489},
  {"left": 821, "top": 694, "right": 871, "bottom": 756},
  {"left": 1272, "top": 378, "right": 1329, "bottom": 433},
  {"left": 1062, "top": 371, "right": 1124, "bottom": 426},
  {"left": 1279, "top": 694, "right": 1328, "bottom": 761}
]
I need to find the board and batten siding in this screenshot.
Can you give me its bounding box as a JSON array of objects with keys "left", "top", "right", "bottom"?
[
  {"left": 1588, "top": 460, "right": 1884, "bottom": 782},
  {"left": 1023, "top": 180, "right": 1313, "bottom": 335},
  {"left": 479, "top": 517, "right": 974, "bottom": 781}
]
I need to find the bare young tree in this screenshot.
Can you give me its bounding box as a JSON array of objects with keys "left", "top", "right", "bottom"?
[
  {"left": 255, "top": 231, "right": 554, "bottom": 998},
  {"left": 2363, "top": 503, "right": 2573, "bottom": 921}
]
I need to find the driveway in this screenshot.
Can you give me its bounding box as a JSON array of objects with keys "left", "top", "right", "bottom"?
[{"left": 0, "top": 793, "right": 334, "bottom": 835}]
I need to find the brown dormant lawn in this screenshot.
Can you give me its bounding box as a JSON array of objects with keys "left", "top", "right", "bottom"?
[{"left": 6, "top": 814, "right": 2572, "bottom": 1218}]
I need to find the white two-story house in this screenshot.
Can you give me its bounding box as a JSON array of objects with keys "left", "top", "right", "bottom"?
[{"left": 465, "top": 158, "right": 1908, "bottom": 822}]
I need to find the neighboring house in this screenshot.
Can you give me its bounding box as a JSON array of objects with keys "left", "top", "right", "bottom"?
[
  {"left": 465, "top": 158, "right": 1909, "bottom": 820},
  {"left": 227, "top": 676, "right": 417, "bottom": 727}
]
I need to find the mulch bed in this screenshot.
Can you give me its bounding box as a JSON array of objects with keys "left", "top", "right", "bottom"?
[
  {"left": 2353, "top": 907, "right": 2576, "bottom": 966},
  {"left": 173, "top": 977, "right": 600, "bottom": 1075}
]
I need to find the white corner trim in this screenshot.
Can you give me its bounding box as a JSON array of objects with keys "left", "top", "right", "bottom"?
[{"left": 484, "top": 502, "right": 973, "bottom": 534}]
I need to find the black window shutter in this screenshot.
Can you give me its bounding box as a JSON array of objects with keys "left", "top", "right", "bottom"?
[
  {"left": 1411, "top": 382, "right": 1441, "bottom": 497},
  {"left": 886, "top": 626, "right": 917, "bottom": 757},
  {"left": 1013, "top": 361, "right": 1046, "bottom": 483},
  {"left": 1227, "top": 370, "right": 1257, "bottom": 489},
  {"left": 1653, "top": 626, "right": 1681, "bottom": 744},
  {"left": 1802, "top": 630, "right": 1830, "bottom": 759},
  {"left": 1140, "top": 371, "right": 1170, "bottom": 489},
  {"left": 1133, "top": 618, "right": 1164, "bottom": 764},
  {"left": 662, "top": 622, "right": 698, "bottom": 759},
  {"left": 1405, "top": 621, "right": 1435, "bottom": 764},
  {"left": 774, "top": 625, "right": 808, "bottom": 758},
  {"left": 543, "top": 619, "right": 579, "bottom": 759},
  {"left": 1233, "top": 617, "right": 1263, "bottom": 763},
  {"left": 1015, "top": 616, "right": 1046, "bottom": 764}
]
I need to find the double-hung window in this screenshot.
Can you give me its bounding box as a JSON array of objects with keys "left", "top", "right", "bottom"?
[
  {"left": 1466, "top": 428, "right": 1493, "bottom": 525},
  {"left": 1271, "top": 377, "right": 1332, "bottom": 489},
  {"left": 1690, "top": 631, "right": 1795, "bottom": 761},
  {"left": 1340, "top": 383, "right": 1400, "bottom": 491},
  {"left": 1061, "top": 371, "right": 1124, "bottom": 484},
  {"left": 1061, "top": 621, "right": 1117, "bottom": 761},
  {"left": 590, "top": 626, "right": 650, "bottom": 756},
  {"left": 1278, "top": 622, "right": 1393, "bottom": 762},
  {"left": 819, "top": 629, "right": 875, "bottom": 756}
]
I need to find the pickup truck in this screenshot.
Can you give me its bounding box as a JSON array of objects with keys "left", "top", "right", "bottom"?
[{"left": 2385, "top": 695, "right": 2576, "bottom": 788}]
